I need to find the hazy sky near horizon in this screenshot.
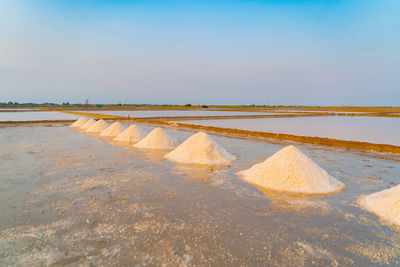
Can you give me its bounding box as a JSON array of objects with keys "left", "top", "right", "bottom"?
[{"left": 1, "top": 0, "right": 399, "bottom": 105}]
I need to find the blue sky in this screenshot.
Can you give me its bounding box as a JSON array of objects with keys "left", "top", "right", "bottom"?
[{"left": 0, "top": 0, "right": 399, "bottom": 105}]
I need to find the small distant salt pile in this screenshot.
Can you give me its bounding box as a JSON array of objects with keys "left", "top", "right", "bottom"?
[
  {"left": 86, "top": 119, "right": 109, "bottom": 133},
  {"left": 359, "top": 185, "right": 400, "bottom": 226},
  {"left": 100, "top": 122, "right": 125, "bottom": 137},
  {"left": 165, "top": 132, "right": 235, "bottom": 166},
  {"left": 70, "top": 117, "right": 87, "bottom": 128},
  {"left": 134, "top": 127, "right": 175, "bottom": 149},
  {"left": 113, "top": 125, "right": 146, "bottom": 143},
  {"left": 80, "top": 119, "right": 96, "bottom": 130},
  {"left": 236, "top": 145, "right": 345, "bottom": 194}
]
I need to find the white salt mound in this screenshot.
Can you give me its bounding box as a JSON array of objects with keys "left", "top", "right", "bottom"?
[
  {"left": 359, "top": 184, "right": 400, "bottom": 226},
  {"left": 113, "top": 125, "right": 146, "bottom": 143},
  {"left": 70, "top": 117, "right": 87, "bottom": 128},
  {"left": 86, "top": 119, "right": 109, "bottom": 133},
  {"left": 134, "top": 127, "right": 175, "bottom": 149},
  {"left": 165, "top": 132, "right": 235, "bottom": 166},
  {"left": 100, "top": 122, "right": 125, "bottom": 137},
  {"left": 80, "top": 119, "right": 96, "bottom": 130},
  {"left": 236, "top": 145, "right": 345, "bottom": 194}
]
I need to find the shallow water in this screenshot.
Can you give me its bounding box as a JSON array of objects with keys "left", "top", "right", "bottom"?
[
  {"left": 73, "top": 110, "right": 291, "bottom": 118},
  {"left": 1, "top": 123, "right": 400, "bottom": 266},
  {"left": 0, "top": 108, "right": 35, "bottom": 111},
  {"left": 275, "top": 110, "right": 372, "bottom": 114},
  {"left": 0, "top": 111, "right": 80, "bottom": 121},
  {"left": 177, "top": 116, "right": 400, "bottom": 146}
]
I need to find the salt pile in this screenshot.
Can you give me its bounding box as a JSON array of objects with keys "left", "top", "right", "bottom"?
[
  {"left": 80, "top": 119, "right": 96, "bottom": 130},
  {"left": 100, "top": 122, "right": 125, "bottom": 137},
  {"left": 70, "top": 117, "right": 87, "bottom": 128},
  {"left": 236, "top": 145, "right": 345, "bottom": 194},
  {"left": 86, "top": 119, "right": 109, "bottom": 133},
  {"left": 113, "top": 125, "right": 146, "bottom": 143},
  {"left": 134, "top": 127, "right": 175, "bottom": 149},
  {"left": 359, "top": 184, "right": 400, "bottom": 226},
  {"left": 165, "top": 132, "right": 235, "bottom": 166}
]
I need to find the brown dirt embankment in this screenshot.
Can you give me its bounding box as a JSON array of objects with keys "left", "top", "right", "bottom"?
[{"left": 46, "top": 109, "right": 400, "bottom": 155}]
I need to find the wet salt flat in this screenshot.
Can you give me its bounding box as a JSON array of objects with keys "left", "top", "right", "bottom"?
[
  {"left": 177, "top": 116, "right": 400, "bottom": 146},
  {"left": 73, "top": 110, "right": 291, "bottom": 117},
  {"left": 1, "top": 122, "right": 400, "bottom": 265},
  {"left": 0, "top": 111, "right": 80, "bottom": 121}
]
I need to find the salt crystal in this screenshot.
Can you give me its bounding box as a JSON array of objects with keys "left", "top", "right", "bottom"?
[
  {"left": 113, "top": 125, "right": 146, "bottom": 143},
  {"left": 165, "top": 132, "right": 235, "bottom": 166},
  {"left": 86, "top": 119, "right": 109, "bottom": 133},
  {"left": 100, "top": 122, "right": 125, "bottom": 137},
  {"left": 70, "top": 117, "right": 87, "bottom": 128},
  {"left": 134, "top": 127, "right": 175, "bottom": 149},
  {"left": 80, "top": 119, "right": 96, "bottom": 130},
  {"left": 236, "top": 145, "right": 345, "bottom": 194},
  {"left": 359, "top": 184, "right": 400, "bottom": 226}
]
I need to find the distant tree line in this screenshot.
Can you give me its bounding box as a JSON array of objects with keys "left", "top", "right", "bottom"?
[{"left": 2, "top": 102, "right": 395, "bottom": 108}]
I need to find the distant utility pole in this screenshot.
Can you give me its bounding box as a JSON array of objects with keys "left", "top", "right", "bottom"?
[{"left": 85, "top": 99, "right": 89, "bottom": 107}]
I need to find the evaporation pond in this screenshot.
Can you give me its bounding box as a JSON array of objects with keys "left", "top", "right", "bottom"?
[
  {"left": 73, "top": 110, "right": 289, "bottom": 117},
  {"left": 177, "top": 116, "right": 400, "bottom": 146},
  {"left": 0, "top": 111, "right": 80, "bottom": 121}
]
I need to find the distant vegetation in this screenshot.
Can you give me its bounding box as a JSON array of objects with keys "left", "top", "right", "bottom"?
[{"left": 0, "top": 102, "right": 399, "bottom": 113}]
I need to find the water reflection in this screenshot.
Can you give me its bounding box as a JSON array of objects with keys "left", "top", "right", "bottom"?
[
  {"left": 72, "top": 110, "right": 292, "bottom": 118},
  {"left": 178, "top": 116, "right": 400, "bottom": 146},
  {"left": 0, "top": 111, "right": 80, "bottom": 121}
]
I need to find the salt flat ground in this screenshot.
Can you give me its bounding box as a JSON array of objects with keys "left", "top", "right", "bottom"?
[{"left": 0, "top": 123, "right": 400, "bottom": 266}]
